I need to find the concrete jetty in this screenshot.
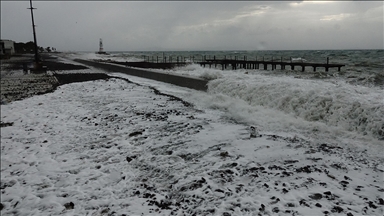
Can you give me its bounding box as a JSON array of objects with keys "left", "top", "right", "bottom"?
[{"left": 74, "top": 59, "right": 208, "bottom": 91}]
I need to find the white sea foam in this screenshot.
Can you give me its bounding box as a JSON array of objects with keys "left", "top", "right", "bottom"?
[
  {"left": 291, "top": 57, "right": 307, "bottom": 62},
  {"left": 2, "top": 78, "right": 382, "bottom": 215}
]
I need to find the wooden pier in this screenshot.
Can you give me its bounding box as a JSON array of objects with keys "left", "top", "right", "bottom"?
[
  {"left": 97, "top": 55, "right": 345, "bottom": 72},
  {"left": 199, "top": 57, "right": 345, "bottom": 72}
]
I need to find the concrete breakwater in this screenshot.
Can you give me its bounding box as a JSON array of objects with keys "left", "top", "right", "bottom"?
[{"left": 74, "top": 59, "right": 208, "bottom": 91}]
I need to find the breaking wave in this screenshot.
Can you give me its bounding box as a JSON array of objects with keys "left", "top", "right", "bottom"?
[{"left": 207, "top": 75, "right": 384, "bottom": 140}]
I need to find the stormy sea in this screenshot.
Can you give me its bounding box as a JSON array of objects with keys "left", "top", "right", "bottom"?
[
  {"left": 70, "top": 49, "right": 384, "bottom": 141},
  {"left": 1, "top": 49, "right": 383, "bottom": 215}
]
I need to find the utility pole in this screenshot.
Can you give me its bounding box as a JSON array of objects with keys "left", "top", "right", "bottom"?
[{"left": 28, "top": 0, "right": 40, "bottom": 67}]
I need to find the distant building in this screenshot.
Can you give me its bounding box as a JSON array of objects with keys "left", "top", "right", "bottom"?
[{"left": 0, "top": 40, "right": 15, "bottom": 55}]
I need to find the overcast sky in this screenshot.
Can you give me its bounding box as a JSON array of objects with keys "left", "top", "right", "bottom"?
[{"left": 1, "top": 1, "right": 383, "bottom": 51}]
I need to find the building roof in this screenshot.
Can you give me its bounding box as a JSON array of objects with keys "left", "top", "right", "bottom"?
[{"left": 0, "top": 39, "right": 15, "bottom": 42}]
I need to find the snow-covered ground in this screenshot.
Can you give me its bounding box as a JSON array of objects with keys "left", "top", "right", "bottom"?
[{"left": 1, "top": 57, "right": 383, "bottom": 215}]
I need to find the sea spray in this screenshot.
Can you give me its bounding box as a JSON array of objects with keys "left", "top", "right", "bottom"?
[{"left": 208, "top": 75, "right": 384, "bottom": 139}]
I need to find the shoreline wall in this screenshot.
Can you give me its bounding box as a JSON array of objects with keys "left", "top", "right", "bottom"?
[{"left": 74, "top": 59, "right": 208, "bottom": 91}]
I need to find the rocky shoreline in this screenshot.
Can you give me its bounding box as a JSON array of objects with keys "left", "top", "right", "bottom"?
[{"left": 0, "top": 54, "right": 105, "bottom": 104}]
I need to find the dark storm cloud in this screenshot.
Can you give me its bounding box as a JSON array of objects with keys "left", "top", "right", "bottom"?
[{"left": 1, "top": 1, "right": 382, "bottom": 51}]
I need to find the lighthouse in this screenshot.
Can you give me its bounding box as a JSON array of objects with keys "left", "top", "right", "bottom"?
[
  {"left": 96, "top": 38, "right": 107, "bottom": 54},
  {"left": 99, "top": 38, "right": 103, "bottom": 53}
]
